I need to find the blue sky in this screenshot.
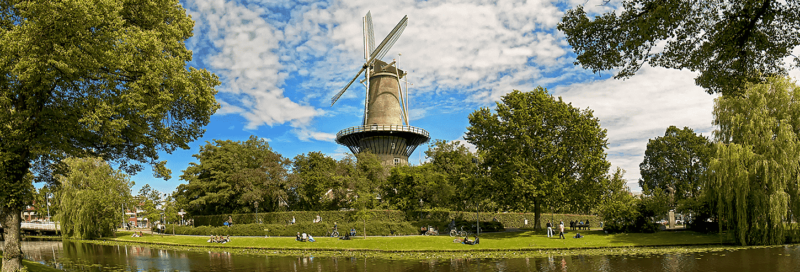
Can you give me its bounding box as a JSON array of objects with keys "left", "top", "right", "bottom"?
[{"left": 128, "top": 0, "right": 799, "bottom": 195}]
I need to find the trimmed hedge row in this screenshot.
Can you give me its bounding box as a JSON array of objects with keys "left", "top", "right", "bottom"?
[
  {"left": 167, "top": 222, "right": 419, "bottom": 237},
  {"left": 192, "top": 210, "right": 407, "bottom": 227},
  {"left": 191, "top": 210, "right": 597, "bottom": 229},
  {"left": 411, "top": 211, "right": 600, "bottom": 229}
]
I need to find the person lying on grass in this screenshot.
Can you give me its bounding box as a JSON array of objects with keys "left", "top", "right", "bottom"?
[
  {"left": 573, "top": 233, "right": 583, "bottom": 238},
  {"left": 339, "top": 233, "right": 351, "bottom": 240}
]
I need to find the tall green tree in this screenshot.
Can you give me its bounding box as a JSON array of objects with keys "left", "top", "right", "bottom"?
[
  {"left": 465, "top": 88, "right": 610, "bottom": 229},
  {"left": 56, "top": 157, "right": 133, "bottom": 240},
  {"left": 558, "top": 0, "right": 800, "bottom": 95},
  {"left": 708, "top": 76, "right": 800, "bottom": 245},
  {"left": 383, "top": 164, "right": 451, "bottom": 211},
  {"left": 424, "top": 140, "right": 483, "bottom": 210},
  {"left": 136, "top": 184, "right": 165, "bottom": 225},
  {"left": 291, "top": 151, "right": 339, "bottom": 210},
  {"left": 639, "top": 126, "right": 713, "bottom": 207},
  {"left": 176, "top": 136, "right": 291, "bottom": 215},
  {"left": 596, "top": 168, "right": 639, "bottom": 232},
  {"left": 0, "top": 0, "right": 219, "bottom": 269}
]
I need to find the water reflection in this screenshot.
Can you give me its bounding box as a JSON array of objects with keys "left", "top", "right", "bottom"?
[{"left": 4, "top": 240, "right": 800, "bottom": 271}]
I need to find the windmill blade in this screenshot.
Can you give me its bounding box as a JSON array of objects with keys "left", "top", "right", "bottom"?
[
  {"left": 331, "top": 67, "right": 366, "bottom": 106},
  {"left": 365, "top": 11, "right": 376, "bottom": 56},
  {"left": 375, "top": 21, "right": 406, "bottom": 62},
  {"left": 367, "top": 15, "right": 407, "bottom": 64}
]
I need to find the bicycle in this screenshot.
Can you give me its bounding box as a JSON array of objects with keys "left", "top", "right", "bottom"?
[
  {"left": 449, "top": 227, "right": 459, "bottom": 237},
  {"left": 330, "top": 229, "right": 340, "bottom": 238},
  {"left": 451, "top": 226, "right": 469, "bottom": 237}
]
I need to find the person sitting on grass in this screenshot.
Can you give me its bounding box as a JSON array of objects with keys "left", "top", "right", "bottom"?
[
  {"left": 308, "top": 234, "right": 316, "bottom": 242},
  {"left": 473, "top": 235, "right": 480, "bottom": 245},
  {"left": 226, "top": 235, "right": 231, "bottom": 243},
  {"left": 131, "top": 232, "right": 138, "bottom": 238},
  {"left": 573, "top": 233, "right": 583, "bottom": 239},
  {"left": 301, "top": 232, "right": 308, "bottom": 242},
  {"left": 462, "top": 236, "right": 471, "bottom": 245},
  {"left": 296, "top": 232, "right": 302, "bottom": 241},
  {"left": 340, "top": 233, "right": 351, "bottom": 240},
  {"left": 350, "top": 228, "right": 356, "bottom": 236},
  {"left": 207, "top": 235, "right": 214, "bottom": 243}
]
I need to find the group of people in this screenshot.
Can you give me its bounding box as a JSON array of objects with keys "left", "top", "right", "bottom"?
[
  {"left": 453, "top": 235, "right": 480, "bottom": 245},
  {"left": 207, "top": 235, "right": 231, "bottom": 244},
  {"left": 569, "top": 220, "right": 590, "bottom": 230},
  {"left": 546, "top": 220, "right": 588, "bottom": 239},
  {"left": 130, "top": 231, "right": 145, "bottom": 237},
  {"left": 295, "top": 232, "right": 316, "bottom": 242}
]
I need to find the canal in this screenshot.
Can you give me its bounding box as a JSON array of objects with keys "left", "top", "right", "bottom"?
[{"left": 3, "top": 240, "right": 800, "bottom": 271}]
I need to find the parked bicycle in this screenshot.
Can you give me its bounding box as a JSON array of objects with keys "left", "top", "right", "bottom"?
[{"left": 449, "top": 226, "right": 469, "bottom": 237}]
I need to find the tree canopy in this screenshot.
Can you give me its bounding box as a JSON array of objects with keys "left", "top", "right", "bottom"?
[
  {"left": 56, "top": 157, "right": 132, "bottom": 240},
  {"left": 707, "top": 76, "right": 800, "bottom": 245},
  {"left": 639, "top": 126, "right": 713, "bottom": 206},
  {"left": 176, "top": 136, "right": 292, "bottom": 215},
  {"left": 0, "top": 0, "right": 218, "bottom": 269},
  {"left": 465, "top": 88, "right": 610, "bottom": 229},
  {"left": 558, "top": 0, "right": 800, "bottom": 95}
]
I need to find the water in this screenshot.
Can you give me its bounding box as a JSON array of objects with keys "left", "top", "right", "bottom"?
[{"left": 5, "top": 240, "right": 800, "bottom": 271}]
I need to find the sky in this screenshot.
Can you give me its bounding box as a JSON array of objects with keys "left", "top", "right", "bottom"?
[{"left": 128, "top": 0, "right": 800, "bottom": 195}]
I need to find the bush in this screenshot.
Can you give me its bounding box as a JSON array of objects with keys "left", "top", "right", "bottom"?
[
  {"left": 169, "top": 222, "right": 419, "bottom": 237},
  {"left": 192, "top": 210, "right": 408, "bottom": 227}
]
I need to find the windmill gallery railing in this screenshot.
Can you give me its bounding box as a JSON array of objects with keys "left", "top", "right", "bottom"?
[{"left": 336, "top": 124, "right": 429, "bottom": 139}]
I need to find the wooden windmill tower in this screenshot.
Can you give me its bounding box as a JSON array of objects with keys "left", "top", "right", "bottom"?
[{"left": 331, "top": 11, "right": 429, "bottom": 166}]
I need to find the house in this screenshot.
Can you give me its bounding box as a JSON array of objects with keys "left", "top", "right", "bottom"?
[{"left": 125, "top": 203, "right": 150, "bottom": 228}]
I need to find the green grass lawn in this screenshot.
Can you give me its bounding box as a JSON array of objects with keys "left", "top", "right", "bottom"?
[
  {"left": 112, "top": 230, "right": 730, "bottom": 252},
  {"left": 0, "top": 252, "right": 61, "bottom": 272}
]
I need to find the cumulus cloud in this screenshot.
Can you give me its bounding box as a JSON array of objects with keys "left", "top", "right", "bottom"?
[
  {"left": 553, "top": 65, "right": 718, "bottom": 192},
  {"left": 186, "top": 0, "right": 332, "bottom": 138}
]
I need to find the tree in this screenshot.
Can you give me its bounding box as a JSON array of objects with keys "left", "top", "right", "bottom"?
[
  {"left": 707, "top": 76, "right": 800, "bottom": 245},
  {"left": 558, "top": 0, "right": 800, "bottom": 96},
  {"left": 383, "top": 164, "right": 451, "bottom": 211},
  {"left": 176, "top": 136, "right": 292, "bottom": 215},
  {"left": 639, "top": 126, "right": 713, "bottom": 208},
  {"left": 0, "top": 0, "right": 219, "bottom": 269},
  {"left": 465, "top": 88, "right": 610, "bottom": 230},
  {"left": 596, "top": 168, "right": 639, "bottom": 232},
  {"left": 56, "top": 157, "right": 133, "bottom": 239},
  {"left": 291, "top": 151, "right": 339, "bottom": 210},
  {"left": 136, "top": 184, "right": 165, "bottom": 226},
  {"left": 424, "top": 140, "right": 483, "bottom": 210}
]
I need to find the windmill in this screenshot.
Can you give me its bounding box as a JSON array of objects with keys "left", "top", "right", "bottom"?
[{"left": 332, "top": 11, "right": 430, "bottom": 166}]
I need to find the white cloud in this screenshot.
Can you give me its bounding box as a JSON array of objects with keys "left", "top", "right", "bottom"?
[
  {"left": 187, "top": 0, "right": 331, "bottom": 140},
  {"left": 553, "top": 65, "right": 718, "bottom": 192}
]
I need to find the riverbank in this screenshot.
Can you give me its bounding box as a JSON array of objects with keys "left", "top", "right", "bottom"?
[
  {"left": 83, "top": 230, "right": 745, "bottom": 259},
  {"left": 0, "top": 252, "right": 61, "bottom": 272}
]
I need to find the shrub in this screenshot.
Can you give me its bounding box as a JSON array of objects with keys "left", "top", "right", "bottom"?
[
  {"left": 169, "top": 222, "right": 418, "bottom": 237},
  {"left": 192, "top": 210, "right": 407, "bottom": 227}
]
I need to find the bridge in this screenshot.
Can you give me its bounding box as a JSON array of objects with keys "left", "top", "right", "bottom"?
[{"left": 0, "top": 222, "right": 61, "bottom": 235}]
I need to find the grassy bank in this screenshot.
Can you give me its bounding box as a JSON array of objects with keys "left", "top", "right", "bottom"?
[
  {"left": 0, "top": 252, "right": 61, "bottom": 272},
  {"left": 112, "top": 229, "right": 730, "bottom": 252}
]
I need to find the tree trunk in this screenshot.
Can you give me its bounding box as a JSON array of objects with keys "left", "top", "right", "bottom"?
[
  {"left": 534, "top": 197, "right": 542, "bottom": 230},
  {"left": 2, "top": 208, "right": 23, "bottom": 272}
]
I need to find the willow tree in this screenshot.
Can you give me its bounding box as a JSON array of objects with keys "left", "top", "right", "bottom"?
[
  {"left": 708, "top": 77, "right": 800, "bottom": 245},
  {"left": 466, "top": 88, "right": 610, "bottom": 230},
  {"left": 0, "top": 0, "right": 219, "bottom": 270},
  {"left": 56, "top": 157, "right": 132, "bottom": 239}
]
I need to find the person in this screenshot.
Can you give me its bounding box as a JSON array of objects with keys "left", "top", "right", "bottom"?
[
  {"left": 308, "top": 234, "right": 316, "bottom": 242},
  {"left": 585, "top": 220, "right": 590, "bottom": 230},
  {"left": 301, "top": 232, "right": 308, "bottom": 242},
  {"left": 420, "top": 226, "right": 427, "bottom": 235},
  {"left": 296, "top": 232, "right": 302, "bottom": 241},
  {"left": 315, "top": 214, "right": 321, "bottom": 223},
  {"left": 546, "top": 220, "right": 553, "bottom": 238},
  {"left": 569, "top": 220, "right": 573, "bottom": 231},
  {"left": 573, "top": 233, "right": 583, "bottom": 238},
  {"left": 600, "top": 221, "right": 604, "bottom": 229},
  {"left": 524, "top": 218, "right": 528, "bottom": 226},
  {"left": 462, "top": 236, "right": 470, "bottom": 244},
  {"left": 228, "top": 216, "right": 233, "bottom": 227},
  {"left": 340, "top": 233, "right": 351, "bottom": 240},
  {"left": 333, "top": 222, "right": 338, "bottom": 233},
  {"left": 140, "top": 231, "right": 144, "bottom": 237},
  {"left": 131, "top": 232, "right": 138, "bottom": 238},
  {"left": 559, "top": 221, "right": 565, "bottom": 239},
  {"left": 350, "top": 227, "right": 356, "bottom": 236},
  {"left": 291, "top": 216, "right": 296, "bottom": 225},
  {"left": 226, "top": 235, "right": 231, "bottom": 243},
  {"left": 473, "top": 235, "right": 480, "bottom": 245},
  {"left": 492, "top": 216, "right": 498, "bottom": 222}
]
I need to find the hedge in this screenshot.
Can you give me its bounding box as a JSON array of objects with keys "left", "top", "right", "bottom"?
[
  {"left": 410, "top": 211, "right": 600, "bottom": 229},
  {"left": 165, "top": 222, "right": 419, "bottom": 237},
  {"left": 190, "top": 210, "right": 597, "bottom": 229},
  {"left": 192, "top": 210, "right": 407, "bottom": 227}
]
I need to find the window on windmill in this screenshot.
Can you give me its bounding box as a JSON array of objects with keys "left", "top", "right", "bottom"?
[{"left": 394, "top": 158, "right": 401, "bottom": 166}]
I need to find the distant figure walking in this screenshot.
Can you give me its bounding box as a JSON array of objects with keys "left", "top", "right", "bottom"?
[
  {"left": 559, "top": 221, "right": 565, "bottom": 239},
  {"left": 546, "top": 220, "right": 553, "bottom": 238}
]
